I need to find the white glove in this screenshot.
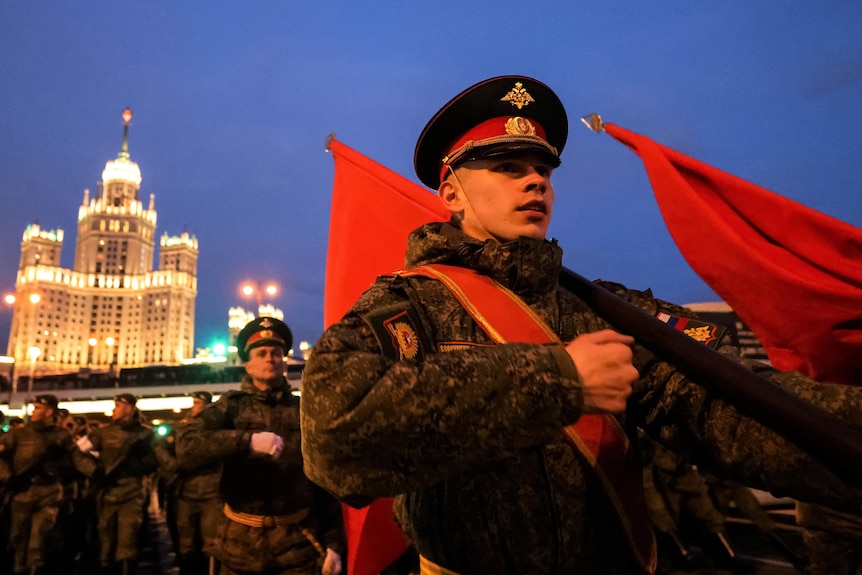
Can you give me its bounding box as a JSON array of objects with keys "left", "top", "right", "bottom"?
[
  {"left": 76, "top": 435, "right": 94, "bottom": 453},
  {"left": 250, "top": 431, "right": 284, "bottom": 457},
  {"left": 322, "top": 548, "right": 342, "bottom": 575}
]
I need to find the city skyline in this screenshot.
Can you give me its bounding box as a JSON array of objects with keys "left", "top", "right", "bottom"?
[{"left": 3, "top": 3, "right": 861, "bottom": 357}]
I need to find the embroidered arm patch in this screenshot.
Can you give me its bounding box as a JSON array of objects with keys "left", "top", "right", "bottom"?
[
  {"left": 362, "top": 301, "right": 431, "bottom": 362},
  {"left": 656, "top": 312, "right": 728, "bottom": 349}
]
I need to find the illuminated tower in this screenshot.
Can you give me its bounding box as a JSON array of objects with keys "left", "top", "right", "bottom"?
[
  {"left": 75, "top": 108, "right": 157, "bottom": 276},
  {"left": 6, "top": 109, "right": 198, "bottom": 376}
]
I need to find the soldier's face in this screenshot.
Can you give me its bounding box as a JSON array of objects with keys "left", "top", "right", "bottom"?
[
  {"left": 191, "top": 397, "right": 207, "bottom": 416},
  {"left": 30, "top": 403, "right": 53, "bottom": 423},
  {"left": 439, "top": 154, "right": 555, "bottom": 243},
  {"left": 112, "top": 401, "right": 134, "bottom": 422},
  {"left": 245, "top": 345, "right": 286, "bottom": 389}
]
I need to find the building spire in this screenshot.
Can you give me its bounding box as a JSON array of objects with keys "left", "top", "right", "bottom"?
[{"left": 119, "top": 108, "right": 132, "bottom": 160}]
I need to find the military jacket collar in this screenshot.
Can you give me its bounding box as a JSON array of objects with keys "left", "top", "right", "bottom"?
[
  {"left": 240, "top": 376, "right": 289, "bottom": 404},
  {"left": 404, "top": 221, "right": 564, "bottom": 302}
]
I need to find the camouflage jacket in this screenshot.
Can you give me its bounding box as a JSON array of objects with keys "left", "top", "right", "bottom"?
[
  {"left": 153, "top": 423, "right": 220, "bottom": 502},
  {"left": 0, "top": 420, "right": 75, "bottom": 489},
  {"left": 176, "top": 377, "right": 344, "bottom": 554},
  {"left": 73, "top": 418, "right": 158, "bottom": 496},
  {"left": 301, "top": 221, "right": 862, "bottom": 575}
]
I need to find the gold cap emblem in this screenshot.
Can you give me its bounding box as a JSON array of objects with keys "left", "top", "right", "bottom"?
[
  {"left": 504, "top": 117, "right": 537, "bottom": 136},
  {"left": 500, "top": 82, "right": 535, "bottom": 110}
]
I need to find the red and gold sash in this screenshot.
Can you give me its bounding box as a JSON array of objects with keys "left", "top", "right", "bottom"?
[{"left": 397, "top": 263, "right": 657, "bottom": 574}]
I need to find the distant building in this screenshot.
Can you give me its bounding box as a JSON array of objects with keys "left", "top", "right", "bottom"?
[{"left": 6, "top": 109, "right": 197, "bottom": 376}]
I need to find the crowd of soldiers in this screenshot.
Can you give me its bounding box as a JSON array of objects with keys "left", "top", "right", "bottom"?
[
  {"left": 1, "top": 316, "right": 344, "bottom": 575},
  {"left": 0, "top": 391, "right": 220, "bottom": 575},
  {"left": 2, "top": 386, "right": 862, "bottom": 575}
]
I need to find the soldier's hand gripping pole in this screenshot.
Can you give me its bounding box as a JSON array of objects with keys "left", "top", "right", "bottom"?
[{"left": 559, "top": 266, "right": 862, "bottom": 482}]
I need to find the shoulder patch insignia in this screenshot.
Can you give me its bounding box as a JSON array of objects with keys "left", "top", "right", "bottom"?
[
  {"left": 362, "top": 302, "right": 430, "bottom": 362},
  {"left": 656, "top": 312, "right": 727, "bottom": 350}
]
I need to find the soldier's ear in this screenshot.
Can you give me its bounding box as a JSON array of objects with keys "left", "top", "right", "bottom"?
[{"left": 438, "top": 177, "right": 466, "bottom": 215}]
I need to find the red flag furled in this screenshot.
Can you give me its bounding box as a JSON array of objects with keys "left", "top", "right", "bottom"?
[
  {"left": 325, "top": 138, "right": 447, "bottom": 575},
  {"left": 603, "top": 122, "right": 862, "bottom": 386}
]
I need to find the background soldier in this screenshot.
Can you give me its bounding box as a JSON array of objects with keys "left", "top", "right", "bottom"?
[
  {"left": 178, "top": 317, "right": 344, "bottom": 575},
  {"left": 156, "top": 390, "right": 223, "bottom": 575},
  {"left": 0, "top": 394, "right": 74, "bottom": 575},
  {"left": 74, "top": 393, "right": 158, "bottom": 575}
]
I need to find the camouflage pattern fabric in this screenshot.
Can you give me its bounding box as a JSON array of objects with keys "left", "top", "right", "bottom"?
[
  {"left": 0, "top": 420, "right": 74, "bottom": 571},
  {"left": 73, "top": 417, "right": 157, "bottom": 565},
  {"left": 301, "top": 220, "right": 862, "bottom": 575},
  {"left": 155, "top": 419, "right": 222, "bottom": 556},
  {"left": 797, "top": 502, "right": 862, "bottom": 575},
  {"left": 176, "top": 377, "right": 344, "bottom": 573}
]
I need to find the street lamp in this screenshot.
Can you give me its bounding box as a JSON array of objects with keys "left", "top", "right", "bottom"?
[
  {"left": 23, "top": 346, "right": 40, "bottom": 420},
  {"left": 240, "top": 281, "right": 278, "bottom": 316},
  {"left": 1, "top": 294, "right": 16, "bottom": 401},
  {"left": 88, "top": 337, "right": 97, "bottom": 367},
  {"left": 11, "top": 290, "right": 43, "bottom": 399},
  {"left": 105, "top": 337, "right": 117, "bottom": 385}
]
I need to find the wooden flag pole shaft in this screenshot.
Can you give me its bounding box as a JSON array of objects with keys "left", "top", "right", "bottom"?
[{"left": 560, "top": 267, "right": 862, "bottom": 482}]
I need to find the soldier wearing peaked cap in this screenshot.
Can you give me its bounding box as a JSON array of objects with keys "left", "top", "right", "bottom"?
[
  {"left": 72, "top": 391, "right": 158, "bottom": 574},
  {"left": 191, "top": 390, "right": 212, "bottom": 404},
  {"left": 114, "top": 393, "right": 137, "bottom": 407},
  {"left": 301, "top": 75, "right": 862, "bottom": 575},
  {"left": 177, "top": 317, "right": 344, "bottom": 575},
  {"left": 1, "top": 393, "right": 75, "bottom": 574}
]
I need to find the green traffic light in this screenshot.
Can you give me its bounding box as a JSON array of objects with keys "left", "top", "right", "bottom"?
[{"left": 156, "top": 424, "right": 170, "bottom": 437}]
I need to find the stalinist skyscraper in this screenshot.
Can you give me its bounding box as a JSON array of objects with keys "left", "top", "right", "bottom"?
[{"left": 6, "top": 109, "right": 198, "bottom": 376}]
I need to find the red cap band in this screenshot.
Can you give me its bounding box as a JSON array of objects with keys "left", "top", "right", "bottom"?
[
  {"left": 244, "top": 329, "right": 286, "bottom": 352},
  {"left": 439, "top": 116, "right": 555, "bottom": 184}
]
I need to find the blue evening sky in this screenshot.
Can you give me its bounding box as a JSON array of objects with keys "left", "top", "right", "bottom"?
[{"left": 2, "top": 2, "right": 861, "bottom": 352}]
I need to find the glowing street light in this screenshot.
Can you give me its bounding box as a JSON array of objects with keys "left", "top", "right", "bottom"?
[
  {"left": 23, "top": 346, "right": 41, "bottom": 420},
  {"left": 240, "top": 281, "right": 278, "bottom": 315}
]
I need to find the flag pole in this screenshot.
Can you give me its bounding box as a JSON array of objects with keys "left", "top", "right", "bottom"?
[
  {"left": 559, "top": 266, "right": 862, "bottom": 481},
  {"left": 577, "top": 113, "right": 862, "bottom": 479}
]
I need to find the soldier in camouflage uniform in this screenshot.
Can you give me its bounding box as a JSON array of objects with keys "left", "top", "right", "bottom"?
[
  {"left": 0, "top": 394, "right": 74, "bottom": 575},
  {"left": 74, "top": 393, "right": 158, "bottom": 575},
  {"left": 300, "top": 75, "right": 862, "bottom": 575},
  {"left": 796, "top": 502, "right": 862, "bottom": 575},
  {"left": 155, "top": 390, "right": 223, "bottom": 575},
  {"left": 177, "top": 318, "right": 344, "bottom": 575}
]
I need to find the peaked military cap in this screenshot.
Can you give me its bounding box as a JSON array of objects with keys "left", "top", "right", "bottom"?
[
  {"left": 114, "top": 393, "right": 137, "bottom": 406},
  {"left": 33, "top": 394, "right": 59, "bottom": 410},
  {"left": 414, "top": 75, "right": 569, "bottom": 189},
  {"left": 236, "top": 316, "right": 293, "bottom": 362},
  {"left": 192, "top": 390, "right": 212, "bottom": 403}
]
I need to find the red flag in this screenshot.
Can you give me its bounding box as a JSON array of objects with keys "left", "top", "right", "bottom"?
[
  {"left": 325, "top": 138, "right": 448, "bottom": 575},
  {"left": 604, "top": 122, "right": 862, "bottom": 386}
]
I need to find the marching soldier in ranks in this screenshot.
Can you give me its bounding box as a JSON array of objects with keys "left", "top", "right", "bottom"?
[
  {"left": 0, "top": 394, "right": 74, "bottom": 575},
  {"left": 155, "top": 390, "right": 223, "bottom": 575},
  {"left": 300, "top": 75, "right": 862, "bottom": 574},
  {"left": 177, "top": 317, "right": 344, "bottom": 575},
  {"left": 74, "top": 393, "right": 158, "bottom": 575}
]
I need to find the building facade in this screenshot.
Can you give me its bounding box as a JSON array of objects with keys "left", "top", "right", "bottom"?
[{"left": 5, "top": 109, "right": 197, "bottom": 376}]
